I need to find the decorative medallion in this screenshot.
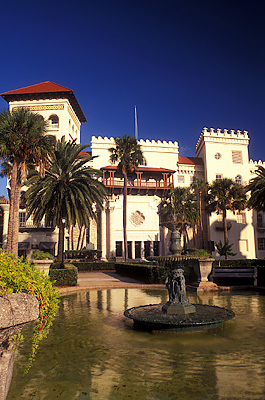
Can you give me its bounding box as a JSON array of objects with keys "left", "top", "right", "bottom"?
[{"left": 130, "top": 210, "right": 145, "bottom": 226}]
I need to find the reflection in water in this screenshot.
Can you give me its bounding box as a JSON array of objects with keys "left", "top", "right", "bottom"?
[{"left": 7, "top": 289, "right": 265, "bottom": 400}]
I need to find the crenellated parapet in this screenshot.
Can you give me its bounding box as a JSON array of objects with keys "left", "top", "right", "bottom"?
[
  {"left": 91, "top": 136, "right": 179, "bottom": 170},
  {"left": 249, "top": 159, "right": 265, "bottom": 175},
  {"left": 91, "top": 135, "right": 178, "bottom": 152},
  {"left": 196, "top": 127, "right": 249, "bottom": 155}
]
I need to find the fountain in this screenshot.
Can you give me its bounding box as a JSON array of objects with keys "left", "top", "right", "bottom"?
[{"left": 124, "top": 268, "right": 235, "bottom": 331}]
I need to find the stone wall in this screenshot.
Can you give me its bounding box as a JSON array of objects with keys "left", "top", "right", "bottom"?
[{"left": 0, "top": 293, "right": 39, "bottom": 400}]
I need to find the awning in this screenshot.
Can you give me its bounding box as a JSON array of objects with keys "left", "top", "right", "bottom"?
[
  {"left": 18, "top": 242, "right": 30, "bottom": 250},
  {"left": 39, "top": 242, "right": 56, "bottom": 250}
]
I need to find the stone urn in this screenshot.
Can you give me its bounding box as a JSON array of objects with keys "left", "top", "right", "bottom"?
[
  {"left": 193, "top": 258, "right": 218, "bottom": 292},
  {"left": 31, "top": 259, "right": 53, "bottom": 275},
  {"left": 169, "top": 229, "right": 182, "bottom": 255},
  {"left": 193, "top": 258, "right": 214, "bottom": 282}
]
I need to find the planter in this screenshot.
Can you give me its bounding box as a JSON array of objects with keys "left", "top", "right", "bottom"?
[
  {"left": 193, "top": 258, "right": 214, "bottom": 282},
  {"left": 32, "top": 259, "right": 53, "bottom": 275}
]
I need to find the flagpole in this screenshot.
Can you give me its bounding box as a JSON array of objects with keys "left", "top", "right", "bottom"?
[{"left": 134, "top": 105, "right": 138, "bottom": 140}]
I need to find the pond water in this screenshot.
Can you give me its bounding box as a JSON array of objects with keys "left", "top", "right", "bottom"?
[{"left": 7, "top": 289, "right": 265, "bottom": 400}]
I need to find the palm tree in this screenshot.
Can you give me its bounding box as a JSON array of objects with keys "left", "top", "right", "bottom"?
[
  {"left": 109, "top": 135, "right": 143, "bottom": 261},
  {"left": 0, "top": 108, "right": 55, "bottom": 256},
  {"left": 207, "top": 178, "right": 246, "bottom": 252},
  {"left": 247, "top": 166, "right": 265, "bottom": 210},
  {"left": 191, "top": 178, "right": 209, "bottom": 249},
  {"left": 159, "top": 187, "right": 199, "bottom": 253},
  {"left": 25, "top": 137, "right": 107, "bottom": 264}
]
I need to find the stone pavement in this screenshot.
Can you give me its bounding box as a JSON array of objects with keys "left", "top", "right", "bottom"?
[{"left": 59, "top": 271, "right": 164, "bottom": 295}]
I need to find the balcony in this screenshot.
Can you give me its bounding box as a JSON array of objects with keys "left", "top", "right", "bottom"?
[
  {"left": 214, "top": 221, "right": 232, "bottom": 231},
  {"left": 103, "top": 178, "right": 173, "bottom": 190},
  {"left": 101, "top": 165, "right": 175, "bottom": 194},
  {"left": 19, "top": 221, "right": 54, "bottom": 232}
]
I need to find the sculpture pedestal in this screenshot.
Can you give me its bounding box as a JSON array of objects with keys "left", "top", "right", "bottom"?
[
  {"left": 193, "top": 281, "right": 219, "bottom": 292},
  {"left": 162, "top": 302, "right": 196, "bottom": 315}
]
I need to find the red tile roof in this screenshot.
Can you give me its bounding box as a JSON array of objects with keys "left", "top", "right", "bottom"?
[
  {"left": 101, "top": 165, "right": 175, "bottom": 173},
  {"left": 178, "top": 156, "right": 203, "bottom": 165},
  {"left": 1, "top": 81, "right": 72, "bottom": 96},
  {"left": 1, "top": 81, "right": 87, "bottom": 123}
]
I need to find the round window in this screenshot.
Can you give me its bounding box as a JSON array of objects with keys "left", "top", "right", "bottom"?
[{"left": 215, "top": 153, "right": 221, "bottom": 160}]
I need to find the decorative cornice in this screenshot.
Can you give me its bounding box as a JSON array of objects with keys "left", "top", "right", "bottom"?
[{"left": 12, "top": 104, "right": 64, "bottom": 112}]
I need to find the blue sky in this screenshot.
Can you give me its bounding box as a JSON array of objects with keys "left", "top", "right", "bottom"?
[{"left": 0, "top": 0, "right": 264, "bottom": 197}]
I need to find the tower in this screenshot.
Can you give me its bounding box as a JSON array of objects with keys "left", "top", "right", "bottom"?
[{"left": 1, "top": 81, "right": 87, "bottom": 143}]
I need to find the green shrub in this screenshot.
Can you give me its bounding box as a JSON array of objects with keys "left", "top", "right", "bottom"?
[
  {"left": 115, "top": 262, "right": 169, "bottom": 284},
  {"left": 31, "top": 250, "right": 54, "bottom": 260},
  {"left": 213, "top": 259, "right": 265, "bottom": 268},
  {"left": 0, "top": 251, "right": 59, "bottom": 372},
  {"left": 64, "top": 249, "right": 102, "bottom": 260},
  {"left": 49, "top": 264, "right": 78, "bottom": 286},
  {"left": 72, "top": 261, "right": 116, "bottom": 271}
]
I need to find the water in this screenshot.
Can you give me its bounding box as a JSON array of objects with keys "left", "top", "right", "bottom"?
[{"left": 7, "top": 289, "right": 265, "bottom": 400}]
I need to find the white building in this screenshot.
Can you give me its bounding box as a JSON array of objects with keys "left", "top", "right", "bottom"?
[{"left": 0, "top": 81, "right": 264, "bottom": 260}]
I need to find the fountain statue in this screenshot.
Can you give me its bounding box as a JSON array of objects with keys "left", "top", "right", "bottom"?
[
  {"left": 162, "top": 269, "right": 195, "bottom": 315},
  {"left": 124, "top": 268, "right": 234, "bottom": 331}
]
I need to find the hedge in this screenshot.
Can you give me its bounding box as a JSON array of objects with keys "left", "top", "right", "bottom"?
[
  {"left": 115, "top": 262, "right": 168, "bottom": 284},
  {"left": 49, "top": 264, "right": 78, "bottom": 286},
  {"left": 213, "top": 259, "right": 265, "bottom": 268},
  {"left": 64, "top": 249, "right": 102, "bottom": 260},
  {"left": 72, "top": 261, "right": 116, "bottom": 271}
]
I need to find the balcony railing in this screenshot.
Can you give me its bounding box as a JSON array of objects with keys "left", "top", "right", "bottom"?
[
  {"left": 19, "top": 221, "right": 54, "bottom": 231},
  {"left": 103, "top": 178, "right": 173, "bottom": 190}
]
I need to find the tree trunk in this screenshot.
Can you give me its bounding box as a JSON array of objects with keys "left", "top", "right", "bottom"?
[
  {"left": 11, "top": 178, "right": 22, "bottom": 256},
  {"left": 6, "top": 161, "right": 17, "bottom": 253},
  {"left": 123, "top": 172, "right": 128, "bottom": 261},
  {"left": 223, "top": 209, "right": 228, "bottom": 259},
  {"left": 57, "top": 220, "right": 65, "bottom": 264},
  {"left": 80, "top": 227, "right": 86, "bottom": 249}
]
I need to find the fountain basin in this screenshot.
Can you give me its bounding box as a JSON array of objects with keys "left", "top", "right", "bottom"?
[{"left": 124, "top": 303, "right": 235, "bottom": 332}]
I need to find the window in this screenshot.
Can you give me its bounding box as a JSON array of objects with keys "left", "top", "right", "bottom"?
[
  {"left": 141, "top": 157, "right": 147, "bottom": 166},
  {"left": 127, "top": 242, "right": 132, "bottom": 259},
  {"left": 144, "top": 241, "right": 151, "bottom": 258},
  {"left": 135, "top": 241, "right": 141, "bottom": 258},
  {"left": 153, "top": 241, "right": 160, "bottom": 256},
  {"left": 216, "top": 174, "right": 222, "bottom": 181},
  {"left": 215, "top": 153, "right": 221, "bottom": 160},
  {"left": 48, "top": 114, "right": 59, "bottom": 129},
  {"left": 235, "top": 175, "right": 242, "bottom": 184},
  {"left": 237, "top": 212, "right": 246, "bottom": 224},
  {"left": 116, "top": 241, "right": 122, "bottom": 257},
  {"left": 257, "top": 213, "right": 263, "bottom": 227},
  {"left": 19, "top": 212, "right": 26, "bottom": 227},
  {"left": 178, "top": 176, "right": 184, "bottom": 183},
  {"left": 190, "top": 176, "right": 195, "bottom": 183},
  {"left": 232, "top": 151, "right": 242, "bottom": 164},
  {"left": 258, "top": 238, "right": 265, "bottom": 250}
]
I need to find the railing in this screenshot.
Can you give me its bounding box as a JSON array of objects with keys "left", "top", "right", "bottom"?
[
  {"left": 19, "top": 222, "right": 53, "bottom": 229},
  {"left": 103, "top": 179, "right": 173, "bottom": 189}
]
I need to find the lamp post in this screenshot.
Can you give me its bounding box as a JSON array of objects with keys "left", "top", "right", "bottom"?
[{"left": 61, "top": 217, "right": 66, "bottom": 266}]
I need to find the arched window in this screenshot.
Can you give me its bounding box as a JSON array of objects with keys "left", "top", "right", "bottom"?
[
  {"left": 48, "top": 114, "right": 59, "bottom": 129},
  {"left": 235, "top": 175, "right": 242, "bottom": 184}
]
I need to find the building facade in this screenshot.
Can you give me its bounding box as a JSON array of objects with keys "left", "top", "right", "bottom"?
[{"left": 0, "top": 82, "right": 264, "bottom": 259}]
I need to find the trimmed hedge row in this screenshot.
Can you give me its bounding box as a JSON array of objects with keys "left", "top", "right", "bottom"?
[
  {"left": 72, "top": 261, "right": 116, "bottom": 271},
  {"left": 213, "top": 259, "right": 265, "bottom": 268},
  {"left": 64, "top": 249, "right": 102, "bottom": 260},
  {"left": 115, "top": 262, "right": 169, "bottom": 284},
  {"left": 49, "top": 264, "right": 78, "bottom": 286}
]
